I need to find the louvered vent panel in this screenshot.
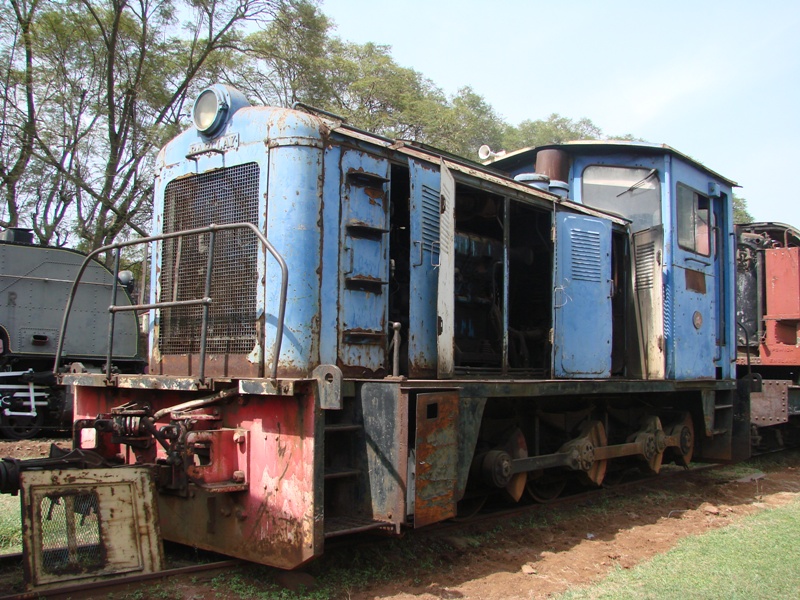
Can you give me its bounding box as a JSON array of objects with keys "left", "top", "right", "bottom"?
[
  {"left": 635, "top": 241, "right": 656, "bottom": 290},
  {"left": 160, "top": 163, "right": 260, "bottom": 355},
  {"left": 420, "top": 184, "right": 440, "bottom": 247},
  {"left": 570, "top": 230, "right": 602, "bottom": 282}
]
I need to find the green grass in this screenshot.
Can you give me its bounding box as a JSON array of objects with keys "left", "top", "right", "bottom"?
[
  {"left": 0, "top": 494, "right": 21, "bottom": 553},
  {"left": 557, "top": 499, "right": 800, "bottom": 600}
]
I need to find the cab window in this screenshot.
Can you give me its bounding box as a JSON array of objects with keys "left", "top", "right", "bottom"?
[
  {"left": 582, "top": 165, "right": 660, "bottom": 233},
  {"left": 676, "top": 183, "right": 710, "bottom": 256}
]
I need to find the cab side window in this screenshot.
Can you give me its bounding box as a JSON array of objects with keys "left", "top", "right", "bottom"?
[{"left": 676, "top": 183, "right": 710, "bottom": 256}]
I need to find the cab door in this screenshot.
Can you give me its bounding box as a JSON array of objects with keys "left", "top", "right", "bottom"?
[{"left": 670, "top": 170, "right": 717, "bottom": 379}]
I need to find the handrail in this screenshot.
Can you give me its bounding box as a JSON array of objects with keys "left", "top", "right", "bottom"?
[{"left": 53, "top": 222, "right": 289, "bottom": 382}]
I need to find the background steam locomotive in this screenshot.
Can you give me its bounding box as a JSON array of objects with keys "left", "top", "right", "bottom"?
[
  {"left": 1, "top": 84, "right": 798, "bottom": 586},
  {"left": 0, "top": 228, "right": 142, "bottom": 438}
]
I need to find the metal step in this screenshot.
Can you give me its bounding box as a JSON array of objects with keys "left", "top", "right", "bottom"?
[
  {"left": 324, "top": 423, "right": 362, "bottom": 433},
  {"left": 324, "top": 467, "right": 361, "bottom": 480},
  {"left": 324, "top": 516, "right": 393, "bottom": 538}
]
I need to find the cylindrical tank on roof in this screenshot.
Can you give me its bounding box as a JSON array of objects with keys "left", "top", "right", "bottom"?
[
  {"left": 513, "top": 173, "right": 551, "bottom": 192},
  {"left": 535, "top": 148, "right": 570, "bottom": 183}
]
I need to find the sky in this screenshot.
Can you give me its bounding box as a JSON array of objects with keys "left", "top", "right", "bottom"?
[{"left": 321, "top": 0, "right": 800, "bottom": 226}]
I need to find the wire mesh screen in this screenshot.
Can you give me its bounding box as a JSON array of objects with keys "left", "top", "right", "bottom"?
[
  {"left": 39, "top": 493, "right": 104, "bottom": 573},
  {"left": 160, "top": 162, "right": 260, "bottom": 355}
]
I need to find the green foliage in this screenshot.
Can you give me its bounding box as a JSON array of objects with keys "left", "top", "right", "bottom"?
[
  {"left": 0, "top": 493, "right": 21, "bottom": 552},
  {"left": 733, "top": 194, "right": 754, "bottom": 224},
  {"left": 503, "top": 114, "right": 604, "bottom": 150}
]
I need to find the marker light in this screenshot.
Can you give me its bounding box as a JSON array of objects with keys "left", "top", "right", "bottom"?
[
  {"left": 193, "top": 88, "right": 227, "bottom": 136},
  {"left": 191, "top": 85, "right": 251, "bottom": 138}
]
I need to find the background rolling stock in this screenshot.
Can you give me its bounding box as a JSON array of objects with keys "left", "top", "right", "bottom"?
[{"left": 0, "top": 228, "right": 143, "bottom": 438}]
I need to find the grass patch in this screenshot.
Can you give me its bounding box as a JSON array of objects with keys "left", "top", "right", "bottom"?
[
  {"left": 558, "top": 499, "right": 800, "bottom": 599},
  {"left": 0, "top": 494, "right": 21, "bottom": 553}
]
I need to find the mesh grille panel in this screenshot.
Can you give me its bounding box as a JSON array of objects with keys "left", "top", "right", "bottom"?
[
  {"left": 160, "top": 162, "right": 260, "bottom": 355},
  {"left": 40, "top": 493, "right": 103, "bottom": 573}
]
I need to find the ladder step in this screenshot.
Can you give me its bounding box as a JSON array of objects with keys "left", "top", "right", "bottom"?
[
  {"left": 324, "top": 516, "right": 393, "bottom": 538},
  {"left": 324, "top": 467, "right": 361, "bottom": 480},
  {"left": 714, "top": 404, "right": 733, "bottom": 410},
  {"left": 324, "top": 423, "right": 362, "bottom": 433}
]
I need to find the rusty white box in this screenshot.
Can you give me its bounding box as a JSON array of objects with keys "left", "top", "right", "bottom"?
[{"left": 20, "top": 467, "right": 164, "bottom": 590}]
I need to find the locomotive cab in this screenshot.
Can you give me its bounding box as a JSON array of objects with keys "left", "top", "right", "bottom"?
[{"left": 489, "top": 141, "right": 738, "bottom": 383}]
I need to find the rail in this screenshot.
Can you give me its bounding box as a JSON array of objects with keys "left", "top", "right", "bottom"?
[{"left": 53, "top": 222, "right": 289, "bottom": 381}]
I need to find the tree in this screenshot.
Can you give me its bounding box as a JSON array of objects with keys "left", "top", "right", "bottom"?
[
  {"left": 430, "top": 86, "right": 506, "bottom": 159},
  {"left": 733, "top": 194, "right": 753, "bottom": 224},
  {"left": 0, "top": 0, "right": 292, "bottom": 254},
  {"left": 222, "top": 0, "right": 335, "bottom": 108},
  {"left": 503, "top": 114, "right": 603, "bottom": 150},
  {"left": 0, "top": 0, "right": 39, "bottom": 231}
]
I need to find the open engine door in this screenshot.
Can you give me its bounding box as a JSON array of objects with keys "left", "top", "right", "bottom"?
[
  {"left": 633, "top": 226, "right": 665, "bottom": 379},
  {"left": 436, "top": 161, "right": 456, "bottom": 378},
  {"left": 552, "top": 213, "right": 612, "bottom": 378}
]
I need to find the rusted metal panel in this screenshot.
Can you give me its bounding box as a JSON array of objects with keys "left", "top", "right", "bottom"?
[
  {"left": 765, "top": 247, "right": 800, "bottom": 318},
  {"left": 20, "top": 467, "right": 164, "bottom": 590},
  {"left": 455, "top": 397, "right": 487, "bottom": 498},
  {"left": 115, "top": 374, "right": 207, "bottom": 391},
  {"left": 154, "top": 354, "right": 262, "bottom": 379},
  {"left": 156, "top": 391, "right": 319, "bottom": 569},
  {"left": 751, "top": 380, "right": 790, "bottom": 426},
  {"left": 185, "top": 428, "right": 249, "bottom": 491},
  {"left": 313, "top": 364, "right": 342, "bottom": 409},
  {"left": 414, "top": 391, "right": 459, "bottom": 527},
  {"left": 359, "top": 382, "right": 407, "bottom": 524},
  {"left": 239, "top": 378, "right": 295, "bottom": 396}
]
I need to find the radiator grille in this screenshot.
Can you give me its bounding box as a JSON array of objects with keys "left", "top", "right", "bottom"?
[{"left": 160, "top": 163, "right": 260, "bottom": 355}]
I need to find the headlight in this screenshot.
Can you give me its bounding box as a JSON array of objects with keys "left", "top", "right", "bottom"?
[{"left": 193, "top": 88, "right": 228, "bottom": 135}]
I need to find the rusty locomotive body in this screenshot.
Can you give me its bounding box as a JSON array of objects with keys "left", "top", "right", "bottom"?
[
  {"left": 8, "top": 85, "right": 762, "bottom": 578},
  {"left": 736, "top": 222, "right": 800, "bottom": 448}
]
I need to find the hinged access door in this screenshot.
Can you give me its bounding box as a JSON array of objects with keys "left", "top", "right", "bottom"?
[
  {"left": 337, "top": 150, "right": 390, "bottom": 373},
  {"left": 407, "top": 159, "right": 441, "bottom": 377},
  {"left": 552, "top": 213, "right": 612, "bottom": 378},
  {"left": 633, "top": 226, "right": 666, "bottom": 379},
  {"left": 414, "top": 391, "right": 459, "bottom": 527},
  {"left": 436, "top": 161, "right": 456, "bottom": 378}
]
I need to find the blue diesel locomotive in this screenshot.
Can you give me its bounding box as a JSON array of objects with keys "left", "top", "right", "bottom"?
[{"left": 11, "top": 85, "right": 751, "bottom": 574}]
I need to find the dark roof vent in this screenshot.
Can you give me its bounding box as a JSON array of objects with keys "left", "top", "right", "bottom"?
[{"left": 0, "top": 228, "right": 34, "bottom": 244}]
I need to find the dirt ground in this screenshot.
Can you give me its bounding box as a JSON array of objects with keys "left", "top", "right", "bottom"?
[{"left": 2, "top": 439, "right": 799, "bottom": 599}]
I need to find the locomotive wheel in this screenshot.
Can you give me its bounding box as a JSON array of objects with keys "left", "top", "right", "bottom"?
[
  {"left": 666, "top": 413, "right": 694, "bottom": 467},
  {"left": 525, "top": 473, "right": 567, "bottom": 503},
  {"left": 501, "top": 428, "right": 528, "bottom": 502},
  {"left": 0, "top": 410, "right": 44, "bottom": 440},
  {"left": 635, "top": 416, "right": 665, "bottom": 475},
  {"left": 454, "top": 494, "right": 488, "bottom": 521},
  {"left": 573, "top": 420, "right": 608, "bottom": 487}
]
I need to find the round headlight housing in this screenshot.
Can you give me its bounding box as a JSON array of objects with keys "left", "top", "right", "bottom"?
[{"left": 193, "top": 88, "right": 228, "bottom": 136}]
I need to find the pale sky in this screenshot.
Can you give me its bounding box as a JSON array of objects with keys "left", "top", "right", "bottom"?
[{"left": 321, "top": 0, "right": 800, "bottom": 226}]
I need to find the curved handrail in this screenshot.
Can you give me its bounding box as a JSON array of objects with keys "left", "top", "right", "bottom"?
[{"left": 53, "top": 222, "right": 289, "bottom": 381}]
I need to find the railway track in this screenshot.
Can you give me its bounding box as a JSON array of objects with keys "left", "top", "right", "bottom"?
[
  {"left": 0, "top": 543, "right": 240, "bottom": 600},
  {"left": 0, "top": 456, "right": 778, "bottom": 599}
]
